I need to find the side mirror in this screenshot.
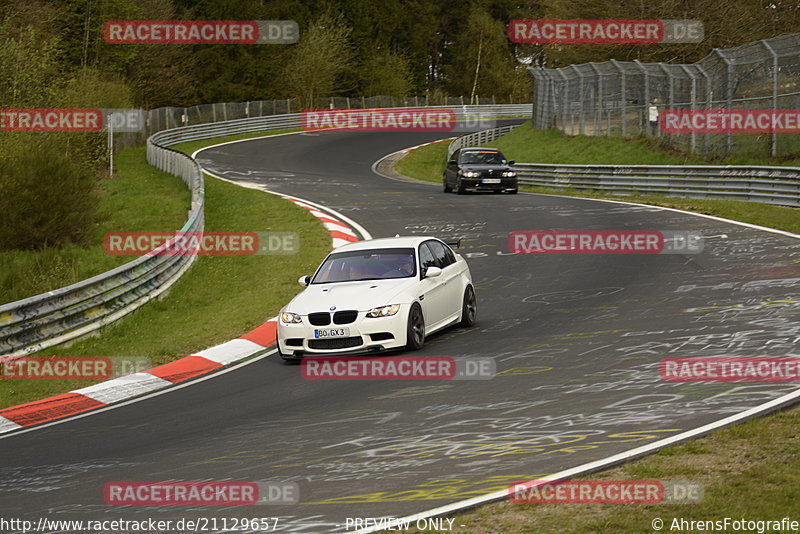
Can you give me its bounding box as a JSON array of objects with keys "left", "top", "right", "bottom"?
[
  {"left": 424, "top": 266, "right": 442, "bottom": 278},
  {"left": 448, "top": 159, "right": 457, "bottom": 165},
  {"left": 508, "top": 160, "right": 515, "bottom": 165},
  {"left": 298, "top": 275, "right": 310, "bottom": 286}
]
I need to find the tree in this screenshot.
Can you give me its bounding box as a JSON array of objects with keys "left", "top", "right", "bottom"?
[
  {"left": 443, "top": 4, "right": 518, "bottom": 102},
  {"left": 0, "top": 21, "right": 61, "bottom": 107},
  {"left": 283, "top": 10, "right": 352, "bottom": 108},
  {"left": 539, "top": 0, "right": 800, "bottom": 66},
  {"left": 358, "top": 49, "right": 413, "bottom": 97}
]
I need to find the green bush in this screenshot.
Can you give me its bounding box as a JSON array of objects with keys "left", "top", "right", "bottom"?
[{"left": 0, "top": 135, "right": 98, "bottom": 250}]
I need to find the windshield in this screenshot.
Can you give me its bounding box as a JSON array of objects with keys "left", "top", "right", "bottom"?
[
  {"left": 459, "top": 150, "right": 506, "bottom": 165},
  {"left": 311, "top": 248, "right": 417, "bottom": 284}
]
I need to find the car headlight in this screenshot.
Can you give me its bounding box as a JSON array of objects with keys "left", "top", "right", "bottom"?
[
  {"left": 366, "top": 304, "right": 401, "bottom": 318},
  {"left": 502, "top": 171, "right": 517, "bottom": 177},
  {"left": 461, "top": 171, "right": 480, "bottom": 178},
  {"left": 280, "top": 312, "right": 302, "bottom": 324}
]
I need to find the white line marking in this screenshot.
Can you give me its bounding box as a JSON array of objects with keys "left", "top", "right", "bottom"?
[
  {"left": 356, "top": 386, "right": 800, "bottom": 533},
  {"left": 323, "top": 222, "right": 357, "bottom": 236},
  {"left": 195, "top": 338, "right": 267, "bottom": 365},
  {"left": 0, "top": 416, "right": 22, "bottom": 433},
  {"left": 519, "top": 191, "right": 800, "bottom": 240},
  {"left": 75, "top": 373, "right": 173, "bottom": 405},
  {"left": 0, "top": 349, "right": 277, "bottom": 439}
]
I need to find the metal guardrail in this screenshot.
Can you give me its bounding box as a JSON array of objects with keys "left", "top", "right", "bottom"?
[
  {"left": 150, "top": 104, "right": 533, "bottom": 146},
  {"left": 449, "top": 125, "right": 800, "bottom": 207},
  {"left": 0, "top": 156, "right": 204, "bottom": 359},
  {"left": 0, "top": 104, "right": 532, "bottom": 357},
  {"left": 448, "top": 124, "right": 520, "bottom": 156},
  {"left": 515, "top": 163, "right": 800, "bottom": 207}
]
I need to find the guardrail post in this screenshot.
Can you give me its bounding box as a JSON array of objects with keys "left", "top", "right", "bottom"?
[
  {"left": 761, "top": 39, "right": 779, "bottom": 158},
  {"left": 611, "top": 60, "right": 626, "bottom": 136},
  {"left": 680, "top": 65, "right": 699, "bottom": 154},
  {"left": 548, "top": 71, "right": 557, "bottom": 129},
  {"left": 570, "top": 66, "right": 586, "bottom": 135},
  {"left": 555, "top": 69, "right": 570, "bottom": 135},
  {"left": 659, "top": 63, "right": 674, "bottom": 143},
  {"left": 714, "top": 49, "right": 736, "bottom": 154},
  {"left": 530, "top": 68, "right": 554, "bottom": 130},
  {"left": 634, "top": 60, "right": 649, "bottom": 136},
  {"left": 590, "top": 63, "right": 602, "bottom": 136},
  {"left": 695, "top": 64, "right": 713, "bottom": 155}
]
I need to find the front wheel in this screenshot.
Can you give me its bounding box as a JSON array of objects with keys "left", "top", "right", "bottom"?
[
  {"left": 508, "top": 188, "right": 518, "bottom": 194},
  {"left": 443, "top": 177, "right": 453, "bottom": 193},
  {"left": 456, "top": 180, "right": 467, "bottom": 195},
  {"left": 405, "top": 303, "right": 425, "bottom": 350},
  {"left": 459, "top": 285, "right": 477, "bottom": 327}
]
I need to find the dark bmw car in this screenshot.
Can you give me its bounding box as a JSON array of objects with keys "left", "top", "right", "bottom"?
[{"left": 443, "top": 147, "right": 518, "bottom": 194}]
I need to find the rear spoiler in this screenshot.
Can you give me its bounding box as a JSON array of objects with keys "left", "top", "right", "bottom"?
[{"left": 444, "top": 238, "right": 462, "bottom": 249}]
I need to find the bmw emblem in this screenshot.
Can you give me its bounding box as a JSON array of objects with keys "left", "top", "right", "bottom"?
[{"left": 330, "top": 306, "right": 337, "bottom": 311}]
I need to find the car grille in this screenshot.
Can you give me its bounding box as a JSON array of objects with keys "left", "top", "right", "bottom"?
[
  {"left": 308, "top": 337, "right": 362, "bottom": 350},
  {"left": 308, "top": 312, "right": 331, "bottom": 326},
  {"left": 333, "top": 310, "right": 358, "bottom": 324}
]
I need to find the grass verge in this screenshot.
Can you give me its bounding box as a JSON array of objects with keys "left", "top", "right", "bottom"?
[
  {"left": 396, "top": 404, "right": 800, "bottom": 533},
  {"left": 0, "top": 129, "right": 329, "bottom": 409},
  {"left": 0, "top": 147, "right": 190, "bottom": 304},
  {"left": 393, "top": 124, "right": 800, "bottom": 234}
]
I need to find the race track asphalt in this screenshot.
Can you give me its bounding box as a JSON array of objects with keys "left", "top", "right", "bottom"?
[{"left": 2, "top": 123, "right": 799, "bottom": 533}]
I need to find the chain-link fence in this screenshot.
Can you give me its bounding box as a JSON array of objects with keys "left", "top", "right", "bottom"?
[
  {"left": 115, "top": 94, "right": 508, "bottom": 150},
  {"left": 530, "top": 33, "right": 800, "bottom": 158}
]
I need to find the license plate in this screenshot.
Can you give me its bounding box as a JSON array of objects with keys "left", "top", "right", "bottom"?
[
  {"left": 314, "top": 328, "right": 350, "bottom": 338},
  {"left": 482, "top": 178, "right": 501, "bottom": 184}
]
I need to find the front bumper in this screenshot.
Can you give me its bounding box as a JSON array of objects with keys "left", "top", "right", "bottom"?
[
  {"left": 459, "top": 177, "right": 518, "bottom": 192},
  {"left": 277, "top": 307, "right": 410, "bottom": 358}
]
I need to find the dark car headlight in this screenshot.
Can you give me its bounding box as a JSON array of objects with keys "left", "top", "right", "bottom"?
[{"left": 462, "top": 171, "right": 480, "bottom": 178}]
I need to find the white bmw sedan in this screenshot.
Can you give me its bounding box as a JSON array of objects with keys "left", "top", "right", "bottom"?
[{"left": 277, "top": 236, "right": 476, "bottom": 360}]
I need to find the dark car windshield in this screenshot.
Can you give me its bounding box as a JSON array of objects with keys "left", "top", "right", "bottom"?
[
  {"left": 459, "top": 150, "right": 506, "bottom": 165},
  {"left": 311, "top": 248, "right": 416, "bottom": 284}
]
